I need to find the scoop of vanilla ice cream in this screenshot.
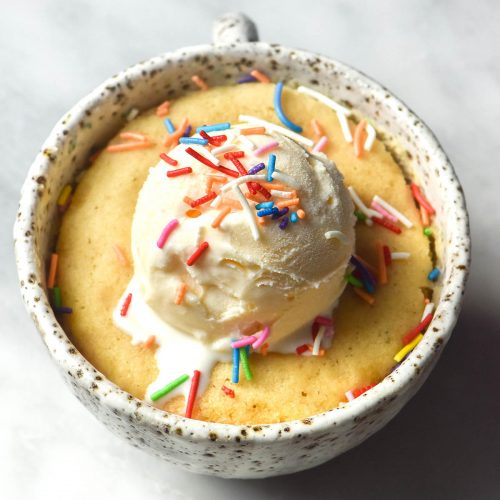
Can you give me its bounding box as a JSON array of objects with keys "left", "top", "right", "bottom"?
[{"left": 129, "top": 130, "right": 355, "bottom": 351}]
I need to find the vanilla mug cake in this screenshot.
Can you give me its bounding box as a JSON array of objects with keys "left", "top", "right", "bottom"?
[{"left": 15, "top": 13, "right": 469, "bottom": 477}]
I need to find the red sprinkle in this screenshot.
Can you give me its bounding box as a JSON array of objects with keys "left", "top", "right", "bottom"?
[
  {"left": 403, "top": 313, "right": 434, "bottom": 345},
  {"left": 200, "top": 130, "right": 227, "bottom": 145},
  {"left": 185, "top": 370, "right": 201, "bottom": 418},
  {"left": 186, "top": 241, "right": 209, "bottom": 266},
  {"left": 120, "top": 293, "right": 132, "bottom": 317},
  {"left": 190, "top": 191, "right": 217, "bottom": 207},
  {"left": 296, "top": 344, "right": 309, "bottom": 355},
  {"left": 221, "top": 385, "right": 235, "bottom": 398},
  {"left": 311, "top": 322, "right": 320, "bottom": 341},
  {"left": 159, "top": 152, "right": 178, "bottom": 166},
  {"left": 167, "top": 167, "right": 193, "bottom": 177},
  {"left": 224, "top": 151, "right": 245, "bottom": 159},
  {"left": 228, "top": 157, "right": 257, "bottom": 194},
  {"left": 383, "top": 245, "right": 392, "bottom": 266},
  {"left": 352, "top": 384, "right": 376, "bottom": 398},
  {"left": 254, "top": 184, "right": 272, "bottom": 199},
  {"left": 372, "top": 217, "right": 402, "bottom": 234},
  {"left": 185, "top": 147, "right": 239, "bottom": 177},
  {"left": 410, "top": 183, "right": 436, "bottom": 215}
]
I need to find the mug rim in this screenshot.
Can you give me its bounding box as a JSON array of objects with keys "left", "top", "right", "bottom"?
[{"left": 14, "top": 40, "right": 470, "bottom": 442}]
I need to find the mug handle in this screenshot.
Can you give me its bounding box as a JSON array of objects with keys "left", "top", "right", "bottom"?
[{"left": 212, "top": 12, "right": 259, "bottom": 45}]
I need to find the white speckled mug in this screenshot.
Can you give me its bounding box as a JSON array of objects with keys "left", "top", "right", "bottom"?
[{"left": 14, "top": 13, "right": 470, "bottom": 478}]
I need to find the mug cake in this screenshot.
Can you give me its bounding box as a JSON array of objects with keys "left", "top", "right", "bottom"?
[{"left": 50, "top": 76, "right": 440, "bottom": 424}]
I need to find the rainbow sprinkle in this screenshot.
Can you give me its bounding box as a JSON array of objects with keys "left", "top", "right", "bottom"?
[
  {"left": 274, "top": 81, "right": 303, "bottom": 133},
  {"left": 151, "top": 373, "right": 189, "bottom": 401},
  {"left": 185, "top": 370, "right": 201, "bottom": 418},
  {"left": 427, "top": 268, "right": 441, "bottom": 281},
  {"left": 239, "top": 346, "right": 253, "bottom": 381},
  {"left": 232, "top": 346, "right": 240, "bottom": 383},
  {"left": 157, "top": 219, "right": 179, "bottom": 249}
]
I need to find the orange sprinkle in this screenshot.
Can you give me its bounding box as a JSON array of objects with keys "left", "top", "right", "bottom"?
[
  {"left": 297, "top": 209, "right": 306, "bottom": 219},
  {"left": 207, "top": 174, "right": 228, "bottom": 183},
  {"left": 354, "top": 119, "right": 367, "bottom": 158},
  {"left": 191, "top": 75, "right": 209, "bottom": 91},
  {"left": 250, "top": 69, "right": 270, "bottom": 83},
  {"left": 106, "top": 141, "right": 153, "bottom": 152},
  {"left": 276, "top": 198, "right": 300, "bottom": 209},
  {"left": 260, "top": 343, "right": 269, "bottom": 356},
  {"left": 112, "top": 244, "right": 128, "bottom": 267},
  {"left": 376, "top": 241, "right": 388, "bottom": 285},
  {"left": 183, "top": 195, "right": 194, "bottom": 205},
  {"left": 186, "top": 209, "right": 202, "bottom": 218},
  {"left": 47, "top": 253, "right": 58, "bottom": 288},
  {"left": 420, "top": 205, "right": 430, "bottom": 227},
  {"left": 258, "top": 181, "right": 290, "bottom": 191},
  {"left": 144, "top": 335, "right": 156, "bottom": 349},
  {"left": 211, "top": 206, "right": 231, "bottom": 228},
  {"left": 306, "top": 344, "right": 325, "bottom": 356},
  {"left": 353, "top": 287, "right": 375, "bottom": 306},
  {"left": 164, "top": 117, "right": 189, "bottom": 147},
  {"left": 174, "top": 283, "right": 188, "bottom": 305},
  {"left": 222, "top": 199, "right": 242, "bottom": 210},
  {"left": 155, "top": 100, "right": 171, "bottom": 117},
  {"left": 257, "top": 217, "right": 267, "bottom": 226},
  {"left": 353, "top": 254, "right": 379, "bottom": 279},
  {"left": 120, "top": 131, "right": 148, "bottom": 142},
  {"left": 240, "top": 126, "right": 266, "bottom": 135},
  {"left": 245, "top": 191, "right": 267, "bottom": 203},
  {"left": 311, "top": 118, "right": 324, "bottom": 137}
]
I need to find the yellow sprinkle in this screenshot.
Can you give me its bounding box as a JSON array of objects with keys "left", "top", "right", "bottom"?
[
  {"left": 394, "top": 334, "right": 424, "bottom": 363},
  {"left": 57, "top": 185, "right": 72, "bottom": 207}
]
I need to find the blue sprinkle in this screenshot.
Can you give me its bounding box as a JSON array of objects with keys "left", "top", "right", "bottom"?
[
  {"left": 427, "top": 268, "right": 441, "bottom": 282},
  {"left": 238, "top": 74, "right": 257, "bottom": 84},
  {"left": 54, "top": 306, "right": 72, "bottom": 314},
  {"left": 232, "top": 347, "right": 240, "bottom": 384},
  {"left": 274, "top": 81, "right": 303, "bottom": 133},
  {"left": 350, "top": 255, "right": 376, "bottom": 293},
  {"left": 164, "top": 118, "right": 175, "bottom": 134},
  {"left": 196, "top": 122, "right": 231, "bottom": 133},
  {"left": 257, "top": 208, "right": 279, "bottom": 217},
  {"left": 271, "top": 207, "right": 289, "bottom": 220},
  {"left": 290, "top": 212, "right": 298, "bottom": 223},
  {"left": 256, "top": 201, "right": 274, "bottom": 210},
  {"left": 179, "top": 137, "right": 208, "bottom": 145},
  {"left": 183, "top": 125, "right": 192, "bottom": 137},
  {"left": 267, "top": 153, "right": 276, "bottom": 182},
  {"left": 279, "top": 216, "right": 289, "bottom": 230},
  {"left": 247, "top": 162, "right": 265, "bottom": 175},
  {"left": 245, "top": 345, "right": 251, "bottom": 356}
]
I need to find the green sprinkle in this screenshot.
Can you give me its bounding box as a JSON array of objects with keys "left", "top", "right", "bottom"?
[
  {"left": 354, "top": 210, "right": 367, "bottom": 222},
  {"left": 239, "top": 347, "right": 253, "bottom": 381},
  {"left": 52, "top": 287, "right": 62, "bottom": 308},
  {"left": 346, "top": 274, "right": 363, "bottom": 288},
  {"left": 151, "top": 374, "right": 189, "bottom": 401},
  {"left": 423, "top": 227, "right": 433, "bottom": 236}
]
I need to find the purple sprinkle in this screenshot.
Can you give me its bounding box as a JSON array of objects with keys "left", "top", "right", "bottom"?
[
  {"left": 183, "top": 125, "right": 192, "bottom": 137},
  {"left": 54, "top": 306, "right": 73, "bottom": 314},
  {"left": 272, "top": 207, "right": 289, "bottom": 220},
  {"left": 238, "top": 75, "right": 257, "bottom": 84},
  {"left": 279, "top": 216, "right": 289, "bottom": 230},
  {"left": 247, "top": 162, "right": 265, "bottom": 175}
]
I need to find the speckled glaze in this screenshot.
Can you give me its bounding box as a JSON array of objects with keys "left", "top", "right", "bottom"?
[{"left": 14, "top": 13, "right": 470, "bottom": 478}]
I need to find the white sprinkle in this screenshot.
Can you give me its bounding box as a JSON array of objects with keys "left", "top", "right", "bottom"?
[
  {"left": 391, "top": 252, "right": 411, "bottom": 260},
  {"left": 324, "top": 230, "right": 348, "bottom": 243},
  {"left": 312, "top": 135, "right": 328, "bottom": 153},
  {"left": 373, "top": 195, "right": 413, "bottom": 228},
  {"left": 210, "top": 195, "right": 222, "bottom": 208},
  {"left": 297, "top": 85, "right": 351, "bottom": 116},
  {"left": 345, "top": 390, "right": 355, "bottom": 402},
  {"left": 270, "top": 189, "right": 294, "bottom": 198},
  {"left": 312, "top": 326, "right": 325, "bottom": 356},
  {"left": 337, "top": 111, "right": 353, "bottom": 143},
  {"left": 233, "top": 185, "right": 259, "bottom": 241},
  {"left": 211, "top": 143, "right": 237, "bottom": 156},
  {"left": 237, "top": 115, "right": 314, "bottom": 147},
  {"left": 348, "top": 186, "right": 373, "bottom": 226},
  {"left": 364, "top": 123, "right": 376, "bottom": 151},
  {"left": 237, "top": 133, "right": 255, "bottom": 150},
  {"left": 273, "top": 170, "right": 300, "bottom": 188},
  {"left": 126, "top": 108, "right": 139, "bottom": 121},
  {"left": 421, "top": 302, "right": 435, "bottom": 321}
]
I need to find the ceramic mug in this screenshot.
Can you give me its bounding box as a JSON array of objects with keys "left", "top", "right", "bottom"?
[{"left": 14, "top": 13, "right": 470, "bottom": 478}]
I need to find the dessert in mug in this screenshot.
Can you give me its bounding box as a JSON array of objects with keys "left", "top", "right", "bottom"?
[{"left": 50, "top": 75, "right": 440, "bottom": 424}]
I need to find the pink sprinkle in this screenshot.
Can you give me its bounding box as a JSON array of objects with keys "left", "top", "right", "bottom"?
[
  {"left": 314, "top": 315, "right": 333, "bottom": 326},
  {"left": 312, "top": 136, "right": 328, "bottom": 153},
  {"left": 231, "top": 336, "right": 257, "bottom": 349},
  {"left": 371, "top": 201, "right": 398, "bottom": 223},
  {"left": 252, "top": 326, "right": 270, "bottom": 349},
  {"left": 157, "top": 219, "right": 179, "bottom": 249},
  {"left": 345, "top": 390, "right": 355, "bottom": 402},
  {"left": 254, "top": 140, "right": 279, "bottom": 157}
]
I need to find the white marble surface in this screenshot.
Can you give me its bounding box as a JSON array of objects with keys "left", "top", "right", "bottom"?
[{"left": 1, "top": 0, "right": 499, "bottom": 498}]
